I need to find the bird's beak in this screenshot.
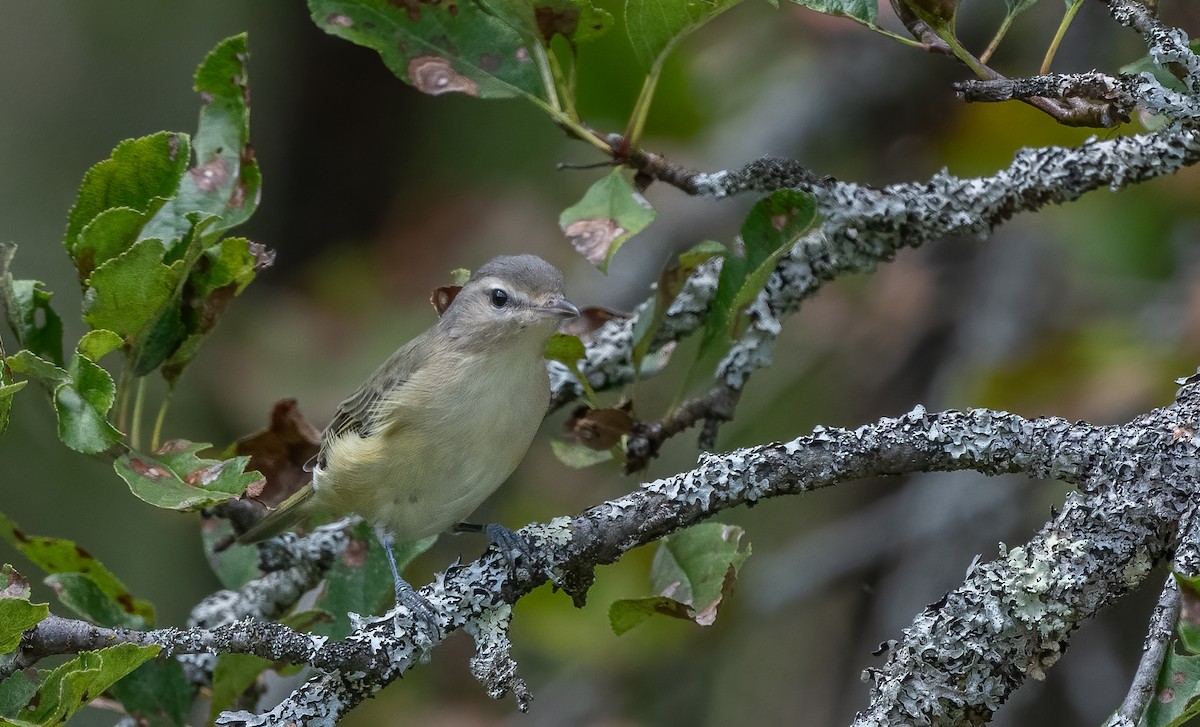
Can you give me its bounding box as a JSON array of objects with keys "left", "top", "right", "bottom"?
[{"left": 538, "top": 298, "right": 580, "bottom": 319}]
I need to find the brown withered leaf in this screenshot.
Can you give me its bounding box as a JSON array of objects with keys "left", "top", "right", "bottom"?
[
  {"left": 430, "top": 284, "right": 462, "bottom": 316},
  {"left": 0, "top": 564, "right": 30, "bottom": 600},
  {"left": 565, "top": 403, "right": 634, "bottom": 450},
  {"left": 235, "top": 399, "right": 321, "bottom": 506},
  {"left": 558, "top": 305, "right": 627, "bottom": 343}
]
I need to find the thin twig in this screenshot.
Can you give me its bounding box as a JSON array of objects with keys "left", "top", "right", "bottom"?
[
  {"left": 624, "top": 383, "right": 741, "bottom": 473},
  {"left": 1110, "top": 575, "right": 1181, "bottom": 726}
]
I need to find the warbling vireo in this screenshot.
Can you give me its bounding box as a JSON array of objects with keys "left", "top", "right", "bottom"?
[{"left": 238, "top": 254, "right": 578, "bottom": 609}]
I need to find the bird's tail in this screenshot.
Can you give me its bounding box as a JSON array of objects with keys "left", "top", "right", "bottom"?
[{"left": 236, "top": 484, "right": 316, "bottom": 545}]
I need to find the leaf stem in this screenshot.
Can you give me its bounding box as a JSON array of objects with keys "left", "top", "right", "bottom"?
[
  {"left": 130, "top": 377, "right": 146, "bottom": 450},
  {"left": 116, "top": 362, "right": 134, "bottom": 435},
  {"left": 1041, "top": 0, "right": 1084, "bottom": 74},
  {"left": 624, "top": 66, "right": 662, "bottom": 149},
  {"left": 151, "top": 390, "right": 172, "bottom": 452},
  {"left": 937, "top": 26, "right": 991, "bottom": 78},
  {"left": 531, "top": 43, "right": 562, "bottom": 114},
  {"left": 979, "top": 14, "right": 1014, "bottom": 65},
  {"left": 545, "top": 46, "right": 578, "bottom": 122},
  {"left": 864, "top": 22, "right": 927, "bottom": 49}
]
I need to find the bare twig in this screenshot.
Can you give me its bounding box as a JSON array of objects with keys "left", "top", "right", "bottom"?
[
  {"left": 955, "top": 73, "right": 1137, "bottom": 126},
  {"left": 624, "top": 383, "right": 741, "bottom": 473}
]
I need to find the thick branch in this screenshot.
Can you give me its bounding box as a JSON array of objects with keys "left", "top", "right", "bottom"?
[
  {"left": 955, "top": 73, "right": 1137, "bottom": 125},
  {"left": 213, "top": 399, "right": 1187, "bottom": 725}
]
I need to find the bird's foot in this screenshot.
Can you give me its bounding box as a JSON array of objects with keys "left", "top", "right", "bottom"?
[
  {"left": 377, "top": 528, "right": 442, "bottom": 641},
  {"left": 456, "top": 522, "right": 541, "bottom": 580}
]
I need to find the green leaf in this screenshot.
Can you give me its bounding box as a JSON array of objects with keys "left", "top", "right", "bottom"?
[
  {"left": 1121, "top": 40, "right": 1200, "bottom": 95},
  {"left": 1177, "top": 572, "right": 1200, "bottom": 655},
  {"left": 609, "top": 522, "right": 750, "bottom": 634},
  {"left": 0, "top": 600, "right": 48, "bottom": 654},
  {"left": 482, "top": 0, "right": 613, "bottom": 46},
  {"left": 0, "top": 376, "right": 27, "bottom": 437},
  {"left": 209, "top": 653, "right": 271, "bottom": 722},
  {"left": 64, "top": 132, "right": 190, "bottom": 262},
  {"left": 631, "top": 240, "right": 725, "bottom": 372},
  {"left": 1005, "top": 0, "right": 1038, "bottom": 15},
  {"left": 626, "top": 0, "right": 749, "bottom": 70},
  {"left": 608, "top": 595, "right": 692, "bottom": 635},
  {"left": 4, "top": 351, "right": 69, "bottom": 387},
  {"left": 1143, "top": 648, "right": 1200, "bottom": 727},
  {"left": 0, "top": 671, "right": 37, "bottom": 720},
  {"left": 696, "top": 189, "right": 816, "bottom": 368},
  {"left": 114, "top": 441, "right": 264, "bottom": 512},
  {"left": 551, "top": 439, "right": 614, "bottom": 468},
  {"left": 314, "top": 523, "right": 436, "bottom": 639},
  {"left": 18, "top": 643, "right": 159, "bottom": 726},
  {"left": 73, "top": 207, "right": 153, "bottom": 282},
  {"left": 651, "top": 522, "right": 750, "bottom": 616},
  {"left": 76, "top": 330, "right": 123, "bottom": 363},
  {"left": 53, "top": 382, "right": 123, "bottom": 455},
  {"left": 141, "top": 36, "right": 260, "bottom": 247},
  {"left": 62, "top": 37, "right": 264, "bottom": 384},
  {"left": 0, "top": 511, "right": 155, "bottom": 624},
  {"left": 0, "top": 244, "right": 65, "bottom": 368},
  {"left": 162, "top": 236, "right": 271, "bottom": 384},
  {"left": 559, "top": 169, "right": 656, "bottom": 272},
  {"left": 82, "top": 238, "right": 181, "bottom": 343},
  {"left": 787, "top": 0, "right": 877, "bottom": 25},
  {"left": 7, "top": 342, "right": 124, "bottom": 455},
  {"left": 544, "top": 333, "right": 596, "bottom": 402},
  {"left": 449, "top": 267, "right": 471, "bottom": 286},
  {"left": 544, "top": 332, "right": 586, "bottom": 367},
  {"left": 310, "top": 0, "right": 544, "bottom": 100},
  {"left": 108, "top": 658, "right": 192, "bottom": 727},
  {"left": 45, "top": 573, "right": 148, "bottom": 630}
]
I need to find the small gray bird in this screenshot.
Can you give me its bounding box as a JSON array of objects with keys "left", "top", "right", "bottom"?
[{"left": 238, "top": 254, "right": 578, "bottom": 607}]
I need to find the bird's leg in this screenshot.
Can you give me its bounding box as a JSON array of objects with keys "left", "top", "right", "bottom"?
[
  {"left": 376, "top": 528, "right": 441, "bottom": 638},
  {"left": 454, "top": 522, "right": 538, "bottom": 576}
]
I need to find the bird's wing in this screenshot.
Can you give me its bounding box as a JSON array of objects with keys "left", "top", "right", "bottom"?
[{"left": 315, "top": 332, "right": 440, "bottom": 469}]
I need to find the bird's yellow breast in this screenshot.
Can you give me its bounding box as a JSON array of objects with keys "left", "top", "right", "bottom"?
[{"left": 312, "top": 346, "right": 550, "bottom": 540}]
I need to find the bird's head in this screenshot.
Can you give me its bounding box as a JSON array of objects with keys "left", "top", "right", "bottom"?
[{"left": 441, "top": 255, "right": 579, "bottom": 350}]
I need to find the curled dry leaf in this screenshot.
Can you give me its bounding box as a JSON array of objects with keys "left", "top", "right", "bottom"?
[
  {"left": 407, "top": 55, "right": 480, "bottom": 97},
  {"left": 235, "top": 399, "right": 321, "bottom": 506},
  {"left": 565, "top": 402, "right": 634, "bottom": 450},
  {"left": 431, "top": 285, "right": 462, "bottom": 316},
  {"left": 558, "top": 305, "right": 628, "bottom": 343}
]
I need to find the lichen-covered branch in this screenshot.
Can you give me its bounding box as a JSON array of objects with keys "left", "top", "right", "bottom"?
[
  {"left": 12, "top": 381, "right": 1200, "bottom": 724},
  {"left": 205, "top": 373, "right": 1200, "bottom": 725},
  {"left": 556, "top": 125, "right": 1200, "bottom": 426},
  {"left": 853, "top": 378, "right": 1200, "bottom": 725},
  {"left": 549, "top": 0, "right": 1200, "bottom": 457}
]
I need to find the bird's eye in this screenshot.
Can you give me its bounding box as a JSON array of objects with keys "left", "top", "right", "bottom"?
[{"left": 490, "top": 288, "right": 509, "bottom": 308}]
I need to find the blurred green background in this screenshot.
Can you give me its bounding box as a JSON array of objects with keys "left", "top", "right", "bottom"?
[{"left": 3, "top": 1, "right": 1200, "bottom": 725}]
